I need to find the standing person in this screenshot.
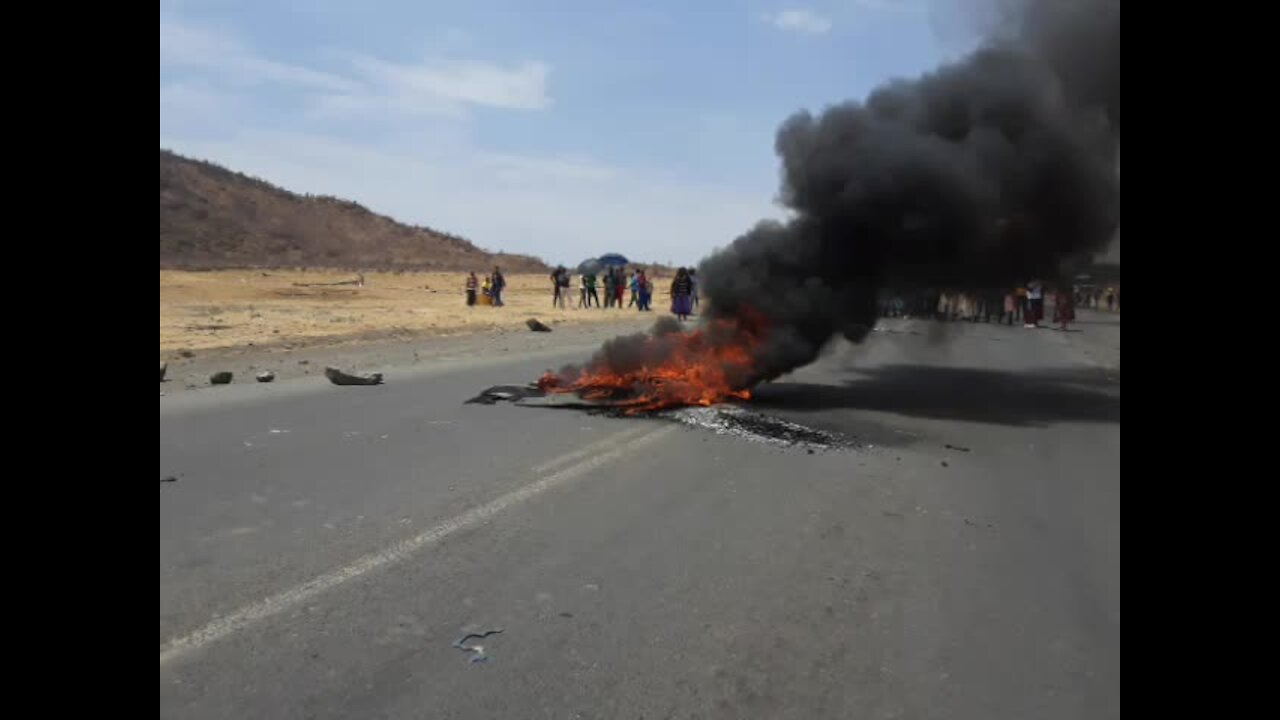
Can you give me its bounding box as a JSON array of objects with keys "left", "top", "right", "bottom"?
[
  {"left": 491, "top": 267, "right": 506, "bottom": 307},
  {"left": 465, "top": 271, "right": 478, "bottom": 307},
  {"left": 558, "top": 268, "right": 571, "bottom": 308},
  {"left": 628, "top": 272, "right": 639, "bottom": 307},
  {"left": 1025, "top": 280, "right": 1044, "bottom": 328},
  {"left": 1015, "top": 284, "right": 1029, "bottom": 322},
  {"left": 585, "top": 271, "right": 600, "bottom": 307},
  {"left": 1003, "top": 289, "right": 1017, "bottom": 325},
  {"left": 670, "top": 267, "right": 694, "bottom": 321},
  {"left": 578, "top": 272, "right": 587, "bottom": 308},
  {"left": 1053, "top": 285, "right": 1076, "bottom": 330},
  {"left": 602, "top": 269, "right": 615, "bottom": 308},
  {"left": 614, "top": 268, "right": 626, "bottom": 308},
  {"left": 1105, "top": 286, "right": 1116, "bottom": 312},
  {"left": 481, "top": 274, "right": 493, "bottom": 305},
  {"left": 550, "top": 265, "right": 565, "bottom": 307},
  {"left": 636, "top": 270, "right": 650, "bottom": 311},
  {"left": 689, "top": 269, "right": 699, "bottom": 310}
]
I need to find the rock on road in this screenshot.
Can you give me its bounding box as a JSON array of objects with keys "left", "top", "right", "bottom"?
[{"left": 160, "top": 312, "right": 1119, "bottom": 719}]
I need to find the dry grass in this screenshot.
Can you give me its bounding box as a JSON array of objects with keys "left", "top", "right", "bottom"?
[{"left": 160, "top": 270, "right": 662, "bottom": 353}]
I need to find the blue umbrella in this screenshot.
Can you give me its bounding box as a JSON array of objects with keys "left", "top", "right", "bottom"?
[
  {"left": 576, "top": 258, "right": 604, "bottom": 275},
  {"left": 597, "top": 253, "right": 630, "bottom": 267}
]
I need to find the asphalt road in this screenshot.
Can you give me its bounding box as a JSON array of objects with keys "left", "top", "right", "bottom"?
[{"left": 160, "top": 312, "right": 1120, "bottom": 719}]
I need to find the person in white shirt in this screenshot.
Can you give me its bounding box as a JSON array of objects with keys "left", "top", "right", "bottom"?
[{"left": 1025, "top": 280, "right": 1044, "bottom": 328}]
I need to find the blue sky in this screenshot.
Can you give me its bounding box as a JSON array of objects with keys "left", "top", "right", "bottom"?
[{"left": 160, "top": 0, "right": 977, "bottom": 267}]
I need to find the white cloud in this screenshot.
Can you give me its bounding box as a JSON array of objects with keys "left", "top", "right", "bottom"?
[
  {"left": 349, "top": 56, "right": 551, "bottom": 112},
  {"left": 159, "top": 18, "right": 357, "bottom": 93},
  {"left": 763, "top": 9, "right": 833, "bottom": 35},
  {"left": 160, "top": 15, "right": 551, "bottom": 114},
  {"left": 308, "top": 90, "right": 468, "bottom": 121}
]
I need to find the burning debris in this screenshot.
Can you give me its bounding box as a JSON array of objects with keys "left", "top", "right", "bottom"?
[
  {"left": 466, "top": 382, "right": 854, "bottom": 451},
  {"left": 523, "top": 0, "right": 1119, "bottom": 411},
  {"left": 537, "top": 316, "right": 762, "bottom": 414}
]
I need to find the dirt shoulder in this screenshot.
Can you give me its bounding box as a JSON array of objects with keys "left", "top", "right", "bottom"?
[
  {"left": 161, "top": 269, "right": 670, "bottom": 356},
  {"left": 160, "top": 314, "right": 657, "bottom": 396}
]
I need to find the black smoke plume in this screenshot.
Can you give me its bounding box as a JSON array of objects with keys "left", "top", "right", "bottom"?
[{"left": 553, "top": 0, "right": 1119, "bottom": 391}]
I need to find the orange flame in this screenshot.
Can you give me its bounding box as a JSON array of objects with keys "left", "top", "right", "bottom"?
[{"left": 537, "top": 319, "right": 762, "bottom": 414}]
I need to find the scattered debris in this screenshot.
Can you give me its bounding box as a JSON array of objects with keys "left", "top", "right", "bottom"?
[
  {"left": 665, "top": 406, "right": 855, "bottom": 452},
  {"left": 210, "top": 371, "right": 233, "bottom": 385},
  {"left": 159, "top": 363, "right": 168, "bottom": 382},
  {"left": 526, "top": 318, "right": 552, "bottom": 332},
  {"left": 160, "top": 476, "right": 178, "bottom": 484},
  {"left": 945, "top": 444, "right": 972, "bottom": 452},
  {"left": 256, "top": 370, "right": 276, "bottom": 383},
  {"left": 324, "top": 366, "right": 383, "bottom": 386},
  {"left": 940, "top": 460, "right": 949, "bottom": 467},
  {"left": 964, "top": 518, "right": 995, "bottom": 529},
  {"left": 179, "top": 349, "right": 196, "bottom": 359},
  {"left": 452, "top": 628, "right": 503, "bottom": 663},
  {"left": 298, "top": 359, "right": 310, "bottom": 365},
  {"left": 558, "top": 612, "right": 574, "bottom": 619}
]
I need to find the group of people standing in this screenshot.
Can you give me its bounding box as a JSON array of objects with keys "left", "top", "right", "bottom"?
[
  {"left": 545, "top": 265, "right": 699, "bottom": 319},
  {"left": 1076, "top": 286, "right": 1120, "bottom": 312},
  {"left": 882, "top": 281, "right": 1086, "bottom": 331},
  {"left": 936, "top": 283, "right": 1071, "bottom": 329},
  {"left": 464, "top": 267, "right": 506, "bottom": 307},
  {"left": 553, "top": 265, "right": 648, "bottom": 310},
  {"left": 462, "top": 264, "right": 702, "bottom": 320}
]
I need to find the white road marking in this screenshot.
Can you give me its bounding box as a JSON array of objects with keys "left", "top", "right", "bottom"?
[
  {"left": 159, "top": 424, "right": 675, "bottom": 667},
  {"left": 531, "top": 423, "right": 655, "bottom": 474}
]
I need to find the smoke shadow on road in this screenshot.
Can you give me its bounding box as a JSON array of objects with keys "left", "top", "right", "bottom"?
[{"left": 750, "top": 365, "right": 1119, "bottom": 428}]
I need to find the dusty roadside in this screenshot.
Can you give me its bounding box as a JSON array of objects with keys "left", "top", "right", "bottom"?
[{"left": 159, "top": 315, "right": 656, "bottom": 396}]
